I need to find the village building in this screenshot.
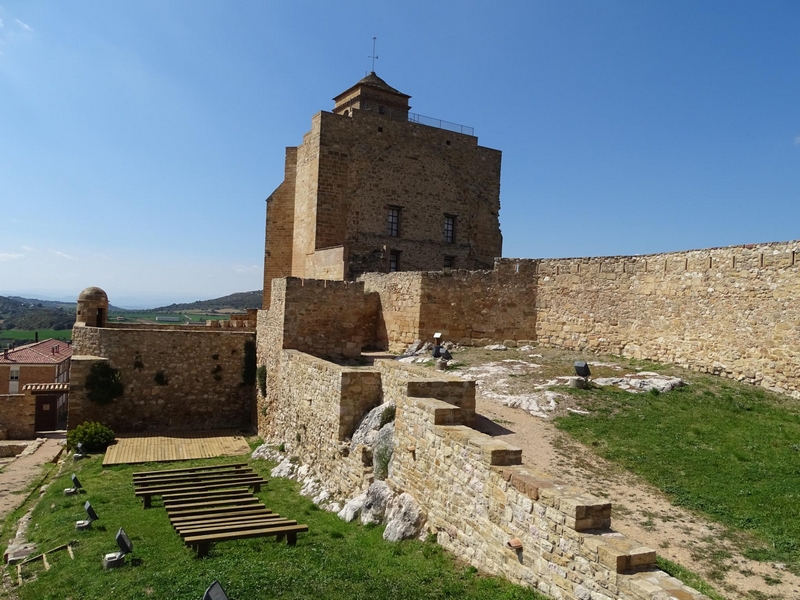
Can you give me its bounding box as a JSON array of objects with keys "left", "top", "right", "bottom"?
[{"left": 0, "top": 338, "right": 71, "bottom": 430}]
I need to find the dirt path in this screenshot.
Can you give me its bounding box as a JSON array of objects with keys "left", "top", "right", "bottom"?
[
  {"left": 0, "top": 439, "right": 64, "bottom": 522},
  {"left": 473, "top": 386, "right": 800, "bottom": 600}
]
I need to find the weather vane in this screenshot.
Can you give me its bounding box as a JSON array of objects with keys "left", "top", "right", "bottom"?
[{"left": 368, "top": 36, "right": 378, "bottom": 73}]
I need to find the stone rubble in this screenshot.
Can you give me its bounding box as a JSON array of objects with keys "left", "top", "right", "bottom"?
[{"left": 383, "top": 492, "right": 426, "bottom": 542}]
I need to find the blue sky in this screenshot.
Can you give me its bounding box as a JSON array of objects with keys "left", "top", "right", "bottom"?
[{"left": 1, "top": 1, "right": 798, "bottom": 308}]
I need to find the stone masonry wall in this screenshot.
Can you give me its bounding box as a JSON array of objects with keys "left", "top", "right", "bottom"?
[
  {"left": 70, "top": 325, "right": 255, "bottom": 432},
  {"left": 382, "top": 360, "right": 706, "bottom": 600},
  {"left": 277, "top": 277, "right": 366, "bottom": 360},
  {"left": 360, "top": 267, "right": 538, "bottom": 352},
  {"left": 257, "top": 350, "right": 382, "bottom": 496},
  {"left": 525, "top": 239, "right": 800, "bottom": 398},
  {"left": 0, "top": 393, "right": 35, "bottom": 439},
  {"left": 263, "top": 147, "right": 298, "bottom": 309}
]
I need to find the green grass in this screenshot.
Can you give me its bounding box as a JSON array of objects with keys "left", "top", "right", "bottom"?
[
  {"left": 0, "top": 329, "right": 72, "bottom": 342},
  {"left": 6, "top": 455, "right": 545, "bottom": 600},
  {"left": 555, "top": 375, "right": 800, "bottom": 573}
]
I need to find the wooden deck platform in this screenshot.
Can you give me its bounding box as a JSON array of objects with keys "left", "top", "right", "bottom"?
[{"left": 103, "top": 431, "right": 251, "bottom": 466}]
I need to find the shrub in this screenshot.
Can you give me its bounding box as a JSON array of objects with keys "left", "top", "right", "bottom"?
[
  {"left": 379, "top": 404, "right": 396, "bottom": 428},
  {"left": 84, "top": 362, "right": 124, "bottom": 404},
  {"left": 374, "top": 445, "right": 392, "bottom": 480},
  {"left": 154, "top": 370, "right": 169, "bottom": 386},
  {"left": 256, "top": 365, "right": 267, "bottom": 396},
  {"left": 67, "top": 421, "right": 116, "bottom": 452}
]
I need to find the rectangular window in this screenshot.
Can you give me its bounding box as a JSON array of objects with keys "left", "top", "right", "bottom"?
[
  {"left": 389, "top": 251, "right": 400, "bottom": 272},
  {"left": 9, "top": 367, "right": 19, "bottom": 394},
  {"left": 444, "top": 256, "right": 455, "bottom": 269},
  {"left": 387, "top": 207, "right": 401, "bottom": 237},
  {"left": 444, "top": 215, "right": 456, "bottom": 243}
]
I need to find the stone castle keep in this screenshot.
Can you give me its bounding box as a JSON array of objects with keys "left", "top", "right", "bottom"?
[{"left": 56, "top": 73, "right": 800, "bottom": 599}]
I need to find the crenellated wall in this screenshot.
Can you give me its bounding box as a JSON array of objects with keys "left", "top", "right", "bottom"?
[
  {"left": 70, "top": 325, "right": 255, "bottom": 431},
  {"left": 255, "top": 347, "right": 707, "bottom": 600},
  {"left": 525, "top": 239, "right": 800, "bottom": 398}
]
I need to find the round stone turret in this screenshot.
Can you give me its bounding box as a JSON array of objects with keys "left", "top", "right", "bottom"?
[{"left": 76, "top": 286, "right": 109, "bottom": 327}]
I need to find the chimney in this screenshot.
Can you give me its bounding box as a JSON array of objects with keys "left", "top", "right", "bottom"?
[
  {"left": 3, "top": 348, "right": 7, "bottom": 360},
  {"left": 35, "top": 331, "right": 39, "bottom": 343}
]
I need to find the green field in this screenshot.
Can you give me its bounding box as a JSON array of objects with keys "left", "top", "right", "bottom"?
[
  {"left": 0, "top": 329, "right": 72, "bottom": 344},
  {"left": 2, "top": 453, "right": 544, "bottom": 600}
]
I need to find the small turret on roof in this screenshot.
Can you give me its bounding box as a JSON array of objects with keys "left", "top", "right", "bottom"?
[{"left": 333, "top": 72, "right": 411, "bottom": 119}]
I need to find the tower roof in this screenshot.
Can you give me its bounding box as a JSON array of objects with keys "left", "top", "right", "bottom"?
[{"left": 333, "top": 72, "right": 411, "bottom": 103}]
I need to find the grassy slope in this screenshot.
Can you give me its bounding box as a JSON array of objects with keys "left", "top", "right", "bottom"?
[
  {"left": 555, "top": 373, "right": 800, "bottom": 573},
  {"left": 8, "top": 455, "right": 544, "bottom": 600}
]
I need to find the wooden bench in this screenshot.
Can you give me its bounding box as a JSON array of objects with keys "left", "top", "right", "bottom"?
[
  {"left": 176, "top": 517, "right": 296, "bottom": 536},
  {"left": 162, "top": 489, "right": 253, "bottom": 507},
  {"left": 172, "top": 512, "right": 283, "bottom": 531},
  {"left": 134, "top": 469, "right": 257, "bottom": 487},
  {"left": 135, "top": 477, "right": 266, "bottom": 508},
  {"left": 169, "top": 507, "right": 275, "bottom": 527},
  {"left": 183, "top": 524, "right": 309, "bottom": 557},
  {"left": 133, "top": 463, "right": 249, "bottom": 479}
]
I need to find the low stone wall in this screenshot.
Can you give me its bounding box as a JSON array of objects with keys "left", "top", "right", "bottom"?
[
  {"left": 527, "top": 239, "right": 800, "bottom": 398},
  {"left": 275, "top": 277, "right": 366, "bottom": 360},
  {"left": 69, "top": 325, "right": 255, "bottom": 432},
  {"left": 258, "top": 350, "right": 382, "bottom": 496},
  {"left": 382, "top": 360, "right": 706, "bottom": 600},
  {"left": 257, "top": 354, "right": 706, "bottom": 599},
  {"left": 360, "top": 267, "right": 537, "bottom": 352},
  {"left": 0, "top": 393, "right": 35, "bottom": 439}
]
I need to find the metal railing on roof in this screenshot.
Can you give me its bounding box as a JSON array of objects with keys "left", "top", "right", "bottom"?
[{"left": 407, "top": 112, "right": 474, "bottom": 136}]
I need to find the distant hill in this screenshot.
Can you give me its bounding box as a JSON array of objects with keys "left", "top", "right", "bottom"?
[
  {"left": 0, "top": 296, "right": 75, "bottom": 330},
  {"left": 152, "top": 291, "right": 262, "bottom": 312}
]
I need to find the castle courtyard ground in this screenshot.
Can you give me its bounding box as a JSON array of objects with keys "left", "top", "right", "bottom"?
[{"left": 432, "top": 345, "right": 800, "bottom": 600}]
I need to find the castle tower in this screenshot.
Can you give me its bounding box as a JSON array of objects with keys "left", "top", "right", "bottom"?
[
  {"left": 263, "top": 73, "right": 503, "bottom": 308},
  {"left": 76, "top": 286, "right": 109, "bottom": 327},
  {"left": 332, "top": 72, "right": 411, "bottom": 119}
]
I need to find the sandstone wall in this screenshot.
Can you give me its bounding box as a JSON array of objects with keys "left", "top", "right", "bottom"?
[
  {"left": 263, "top": 147, "right": 298, "bottom": 309},
  {"left": 255, "top": 349, "right": 706, "bottom": 599},
  {"left": 275, "top": 277, "right": 366, "bottom": 360},
  {"left": 360, "top": 267, "right": 538, "bottom": 352},
  {"left": 0, "top": 393, "right": 35, "bottom": 439},
  {"left": 69, "top": 325, "right": 255, "bottom": 432},
  {"left": 525, "top": 239, "right": 800, "bottom": 398},
  {"left": 257, "top": 349, "right": 381, "bottom": 496}
]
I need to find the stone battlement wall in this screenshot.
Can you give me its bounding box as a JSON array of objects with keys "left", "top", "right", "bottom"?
[
  {"left": 385, "top": 363, "right": 705, "bottom": 600},
  {"left": 256, "top": 350, "right": 706, "bottom": 599},
  {"left": 70, "top": 325, "right": 255, "bottom": 431},
  {"left": 360, "top": 268, "right": 537, "bottom": 352},
  {"left": 515, "top": 239, "right": 800, "bottom": 398},
  {"left": 257, "top": 349, "right": 382, "bottom": 497}
]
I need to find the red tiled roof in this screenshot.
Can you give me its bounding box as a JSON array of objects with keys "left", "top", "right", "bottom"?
[{"left": 0, "top": 338, "right": 73, "bottom": 365}]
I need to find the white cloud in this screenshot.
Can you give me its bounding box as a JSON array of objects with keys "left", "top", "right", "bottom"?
[
  {"left": 0, "top": 253, "right": 25, "bottom": 260},
  {"left": 234, "top": 264, "right": 260, "bottom": 274},
  {"left": 794, "top": 135, "right": 800, "bottom": 146},
  {"left": 0, "top": 18, "right": 5, "bottom": 28},
  {"left": 53, "top": 250, "right": 75, "bottom": 260},
  {"left": 15, "top": 19, "right": 32, "bottom": 32},
  {"left": 21, "top": 245, "right": 36, "bottom": 252}
]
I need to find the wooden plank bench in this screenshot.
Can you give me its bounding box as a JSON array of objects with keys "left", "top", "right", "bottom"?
[
  {"left": 162, "top": 490, "right": 253, "bottom": 507},
  {"left": 172, "top": 512, "right": 283, "bottom": 531},
  {"left": 165, "top": 497, "right": 261, "bottom": 512},
  {"left": 183, "top": 524, "right": 309, "bottom": 557},
  {"left": 133, "top": 463, "right": 249, "bottom": 479},
  {"left": 135, "top": 477, "right": 266, "bottom": 508},
  {"left": 176, "top": 517, "right": 296, "bottom": 537},
  {"left": 166, "top": 502, "right": 271, "bottom": 519},
  {"left": 134, "top": 469, "right": 257, "bottom": 487},
  {"left": 170, "top": 507, "right": 275, "bottom": 527}
]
